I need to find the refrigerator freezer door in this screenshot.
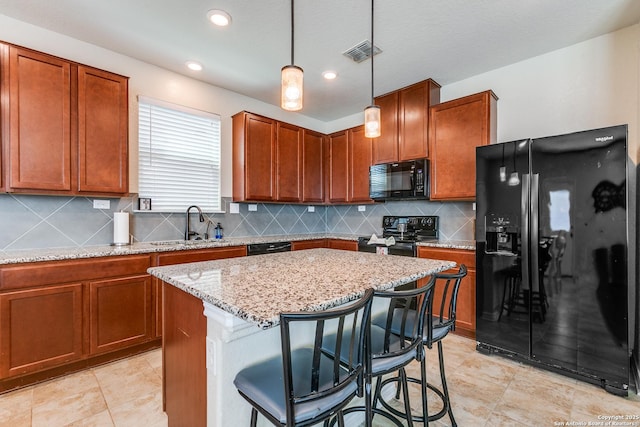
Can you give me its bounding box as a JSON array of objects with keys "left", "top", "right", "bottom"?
[{"left": 476, "top": 140, "right": 530, "bottom": 358}]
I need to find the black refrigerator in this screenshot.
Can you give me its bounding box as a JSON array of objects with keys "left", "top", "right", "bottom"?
[{"left": 475, "top": 124, "right": 634, "bottom": 395}]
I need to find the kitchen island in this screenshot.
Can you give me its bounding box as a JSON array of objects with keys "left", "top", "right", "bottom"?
[{"left": 148, "top": 248, "right": 456, "bottom": 427}]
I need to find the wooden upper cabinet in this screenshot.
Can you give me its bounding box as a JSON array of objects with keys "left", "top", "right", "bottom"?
[
  {"left": 327, "top": 127, "right": 372, "bottom": 203},
  {"left": 301, "top": 129, "right": 324, "bottom": 203},
  {"left": 7, "top": 46, "right": 72, "bottom": 192},
  {"left": 373, "top": 79, "right": 440, "bottom": 164},
  {"left": 372, "top": 92, "right": 398, "bottom": 164},
  {"left": 232, "top": 112, "right": 276, "bottom": 202},
  {"left": 429, "top": 90, "right": 497, "bottom": 200},
  {"left": 399, "top": 80, "right": 441, "bottom": 161},
  {"left": 2, "top": 45, "right": 129, "bottom": 196},
  {"left": 348, "top": 126, "right": 373, "bottom": 203},
  {"left": 276, "top": 121, "right": 301, "bottom": 202},
  {"left": 327, "top": 130, "right": 349, "bottom": 203},
  {"left": 77, "top": 66, "right": 128, "bottom": 194}
]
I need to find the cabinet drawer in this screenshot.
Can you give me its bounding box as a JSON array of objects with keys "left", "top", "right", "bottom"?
[
  {"left": 417, "top": 247, "right": 475, "bottom": 268},
  {"left": 0, "top": 255, "right": 151, "bottom": 290},
  {"left": 156, "top": 246, "right": 247, "bottom": 266}
]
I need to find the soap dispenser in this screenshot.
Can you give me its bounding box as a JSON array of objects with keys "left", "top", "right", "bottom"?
[{"left": 214, "top": 222, "right": 223, "bottom": 239}]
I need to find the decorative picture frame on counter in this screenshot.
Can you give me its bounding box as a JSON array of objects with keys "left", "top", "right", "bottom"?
[{"left": 138, "top": 197, "right": 152, "bottom": 211}]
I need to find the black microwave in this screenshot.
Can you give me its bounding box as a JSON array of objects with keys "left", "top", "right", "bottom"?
[{"left": 369, "top": 159, "right": 430, "bottom": 201}]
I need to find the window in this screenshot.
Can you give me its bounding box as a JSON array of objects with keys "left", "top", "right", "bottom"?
[
  {"left": 549, "top": 189, "right": 571, "bottom": 231},
  {"left": 138, "top": 96, "right": 221, "bottom": 212}
]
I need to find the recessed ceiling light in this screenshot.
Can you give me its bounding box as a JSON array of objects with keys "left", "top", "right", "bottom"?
[
  {"left": 322, "top": 71, "right": 337, "bottom": 80},
  {"left": 207, "top": 9, "right": 232, "bottom": 26},
  {"left": 186, "top": 61, "right": 203, "bottom": 71}
]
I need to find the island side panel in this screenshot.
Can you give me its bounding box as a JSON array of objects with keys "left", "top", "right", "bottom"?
[{"left": 163, "top": 282, "right": 207, "bottom": 427}]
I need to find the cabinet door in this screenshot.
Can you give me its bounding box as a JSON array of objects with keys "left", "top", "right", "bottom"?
[
  {"left": 348, "top": 127, "right": 373, "bottom": 202},
  {"left": 398, "top": 80, "right": 439, "bottom": 161},
  {"left": 0, "top": 283, "right": 83, "bottom": 378},
  {"left": 302, "top": 130, "right": 324, "bottom": 203},
  {"left": 77, "top": 66, "right": 128, "bottom": 194},
  {"left": 328, "top": 131, "right": 349, "bottom": 203},
  {"left": 235, "top": 113, "right": 276, "bottom": 201},
  {"left": 275, "top": 122, "right": 301, "bottom": 202},
  {"left": 8, "top": 47, "right": 72, "bottom": 191},
  {"left": 429, "top": 90, "right": 497, "bottom": 200},
  {"left": 89, "top": 275, "right": 153, "bottom": 355},
  {"left": 372, "top": 92, "right": 398, "bottom": 164},
  {"left": 0, "top": 43, "right": 7, "bottom": 190}
]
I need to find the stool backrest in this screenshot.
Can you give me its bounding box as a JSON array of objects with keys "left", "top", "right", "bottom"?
[
  {"left": 427, "top": 264, "right": 467, "bottom": 344},
  {"left": 372, "top": 281, "right": 435, "bottom": 369},
  {"left": 279, "top": 288, "right": 374, "bottom": 425}
]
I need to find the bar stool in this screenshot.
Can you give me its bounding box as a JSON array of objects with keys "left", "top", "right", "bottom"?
[
  {"left": 233, "top": 288, "right": 374, "bottom": 427},
  {"left": 375, "top": 265, "right": 467, "bottom": 426},
  {"left": 322, "top": 281, "right": 436, "bottom": 427}
]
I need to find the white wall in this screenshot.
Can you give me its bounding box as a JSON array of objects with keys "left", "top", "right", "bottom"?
[{"left": 440, "top": 24, "right": 640, "bottom": 164}]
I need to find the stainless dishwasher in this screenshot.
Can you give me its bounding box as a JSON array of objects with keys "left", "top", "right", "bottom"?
[{"left": 246, "top": 241, "right": 292, "bottom": 255}]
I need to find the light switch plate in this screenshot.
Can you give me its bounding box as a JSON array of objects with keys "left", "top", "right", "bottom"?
[
  {"left": 248, "top": 204, "right": 258, "bottom": 212},
  {"left": 93, "top": 199, "right": 110, "bottom": 209},
  {"left": 358, "top": 205, "right": 366, "bottom": 212},
  {"left": 229, "top": 203, "right": 240, "bottom": 214}
]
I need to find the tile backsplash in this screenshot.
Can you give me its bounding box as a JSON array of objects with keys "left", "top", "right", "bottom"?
[{"left": 0, "top": 194, "right": 474, "bottom": 251}]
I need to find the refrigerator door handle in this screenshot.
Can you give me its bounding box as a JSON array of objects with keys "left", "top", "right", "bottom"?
[
  {"left": 521, "top": 174, "right": 530, "bottom": 292},
  {"left": 530, "top": 174, "right": 540, "bottom": 295}
]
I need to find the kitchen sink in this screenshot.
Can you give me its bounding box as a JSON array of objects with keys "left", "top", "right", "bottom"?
[{"left": 150, "top": 239, "right": 210, "bottom": 246}]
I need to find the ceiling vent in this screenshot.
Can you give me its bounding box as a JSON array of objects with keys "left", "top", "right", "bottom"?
[{"left": 342, "top": 40, "right": 382, "bottom": 63}]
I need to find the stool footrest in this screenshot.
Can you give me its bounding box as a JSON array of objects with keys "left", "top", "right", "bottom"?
[{"left": 377, "top": 376, "right": 450, "bottom": 423}]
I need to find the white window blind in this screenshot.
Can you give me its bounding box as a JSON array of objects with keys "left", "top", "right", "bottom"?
[{"left": 138, "top": 96, "right": 221, "bottom": 212}]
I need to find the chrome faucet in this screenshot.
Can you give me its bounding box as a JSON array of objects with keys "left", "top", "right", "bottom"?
[{"left": 185, "top": 205, "right": 207, "bottom": 240}]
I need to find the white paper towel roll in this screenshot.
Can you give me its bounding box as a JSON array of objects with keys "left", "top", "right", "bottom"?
[{"left": 113, "top": 212, "right": 130, "bottom": 245}]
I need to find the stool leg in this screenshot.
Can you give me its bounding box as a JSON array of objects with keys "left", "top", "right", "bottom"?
[
  {"left": 438, "top": 340, "right": 457, "bottom": 426},
  {"left": 399, "top": 368, "right": 414, "bottom": 427},
  {"left": 498, "top": 276, "right": 509, "bottom": 321},
  {"left": 250, "top": 408, "right": 258, "bottom": 427},
  {"left": 420, "top": 350, "right": 430, "bottom": 426}
]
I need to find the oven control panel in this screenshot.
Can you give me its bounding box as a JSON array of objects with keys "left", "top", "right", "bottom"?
[{"left": 382, "top": 216, "right": 439, "bottom": 241}]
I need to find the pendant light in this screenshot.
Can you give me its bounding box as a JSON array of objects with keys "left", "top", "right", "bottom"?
[
  {"left": 499, "top": 143, "right": 506, "bottom": 182},
  {"left": 364, "top": 0, "right": 380, "bottom": 138},
  {"left": 281, "top": 0, "right": 303, "bottom": 111},
  {"left": 508, "top": 143, "right": 521, "bottom": 186}
]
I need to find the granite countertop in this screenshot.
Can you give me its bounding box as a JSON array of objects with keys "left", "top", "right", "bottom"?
[
  {"left": 148, "top": 248, "right": 456, "bottom": 329},
  {"left": 0, "top": 234, "right": 475, "bottom": 265}
]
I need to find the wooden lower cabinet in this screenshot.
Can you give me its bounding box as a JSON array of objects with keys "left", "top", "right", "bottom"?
[
  {"left": 418, "top": 246, "right": 476, "bottom": 338},
  {"left": 89, "top": 275, "right": 153, "bottom": 355},
  {"left": 0, "top": 283, "right": 83, "bottom": 378},
  {"left": 0, "top": 254, "right": 158, "bottom": 391},
  {"left": 291, "top": 239, "right": 328, "bottom": 250},
  {"left": 153, "top": 246, "right": 247, "bottom": 338},
  {"left": 163, "top": 283, "right": 207, "bottom": 427},
  {"left": 328, "top": 239, "right": 358, "bottom": 251}
]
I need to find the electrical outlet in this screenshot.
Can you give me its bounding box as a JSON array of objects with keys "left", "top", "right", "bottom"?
[
  {"left": 93, "top": 200, "right": 110, "bottom": 209},
  {"left": 358, "top": 205, "right": 366, "bottom": 212},
  {"left": 308, "top": 206, "right": 315, "bottom": 212},
  {"left": 229, "top": 203, "right": 240, "bottom": 214},
  {"left": 248, "top": 204, "right": 258, "bottom": 212}
]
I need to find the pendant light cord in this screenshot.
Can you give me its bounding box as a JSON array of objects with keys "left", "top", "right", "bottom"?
[
  {"left": 291, "top": 0, "right": 295, "bottom": 65},
  {"left": 370, "top": 0, "right": 374, "bottom": 105}
]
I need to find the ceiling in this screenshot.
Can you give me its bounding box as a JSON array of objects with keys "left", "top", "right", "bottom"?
[{"left": 0, "top": 0, "right": 639, "bottom": 122}]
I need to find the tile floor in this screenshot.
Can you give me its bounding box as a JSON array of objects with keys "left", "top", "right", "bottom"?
[{"left": 0, "top": 335, "right": 638, "bottom": 426}]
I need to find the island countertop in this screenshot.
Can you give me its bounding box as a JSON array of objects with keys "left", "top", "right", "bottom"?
[{"left": 148, "top": 248, "right": 456, "bottom": 329}]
